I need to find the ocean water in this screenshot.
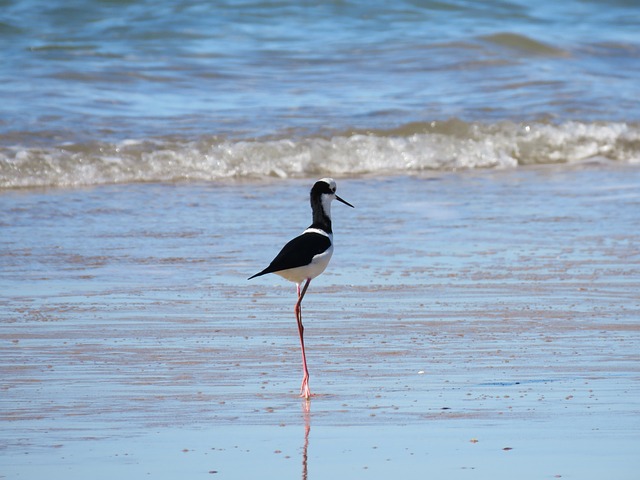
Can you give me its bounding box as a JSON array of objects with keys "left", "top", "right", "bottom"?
[
  {"left": 3, "top": 3, "right": 640, "bottom": 476},
  {"left": 1, "top": 0, "right": 640, "bottom": 188}
]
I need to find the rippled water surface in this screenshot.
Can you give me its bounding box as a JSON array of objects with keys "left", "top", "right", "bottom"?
[
  {"left": 2, "top": 168, "right": 639, "bottom": 479},
  {"left": 2, "top": 3, "right": 640, "bottom": 476},
  {"left": 2, "top": 0, "right": 640, "bottom": 187}
]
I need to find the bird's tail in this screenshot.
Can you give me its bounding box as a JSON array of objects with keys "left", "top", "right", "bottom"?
[{"left": 247, "top": 270, "right": 267, "bottom": 280}]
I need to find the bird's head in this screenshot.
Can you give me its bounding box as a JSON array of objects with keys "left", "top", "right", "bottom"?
[{"left": 311, "top": 178, "right": 354, "bottom": 210}]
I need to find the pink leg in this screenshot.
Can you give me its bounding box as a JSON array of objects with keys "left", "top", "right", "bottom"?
[{"left": 295, "top": 279, "right": 312, "bottom": 399}]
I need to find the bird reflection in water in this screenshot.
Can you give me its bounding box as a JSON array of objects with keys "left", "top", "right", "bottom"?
[{"left": 301, "top": 400, "right": 311, "bottom": 480}]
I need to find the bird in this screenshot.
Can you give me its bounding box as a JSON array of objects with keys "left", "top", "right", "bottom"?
[{"left": 248, "top": 178, "right": 354, "bottom": 399}]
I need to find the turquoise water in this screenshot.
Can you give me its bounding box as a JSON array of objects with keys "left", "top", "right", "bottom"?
[{"left": 1, "top": 0, "right": 640, "bottom": 187}]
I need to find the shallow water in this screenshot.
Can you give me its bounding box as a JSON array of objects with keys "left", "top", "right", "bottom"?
[{"left": 2, "top": 165, "right": 639, "bottom": 478}]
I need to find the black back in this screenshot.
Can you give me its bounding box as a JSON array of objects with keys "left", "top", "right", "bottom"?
[{"left": 248, "top": 231, "right": 331, "bottom": 279}]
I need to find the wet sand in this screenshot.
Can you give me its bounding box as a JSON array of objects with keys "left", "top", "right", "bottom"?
[{"left": 2, "top": 164, "right": 639, "bottom": 479}]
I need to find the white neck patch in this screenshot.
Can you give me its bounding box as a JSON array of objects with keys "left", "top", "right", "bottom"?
[{"left": 320, "top": 192, "right": 334, "bottom": 219}]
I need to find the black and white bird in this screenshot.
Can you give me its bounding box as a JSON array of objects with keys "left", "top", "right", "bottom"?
[{"left": 249, "top": 178, "right": 354, "bottom": 399}]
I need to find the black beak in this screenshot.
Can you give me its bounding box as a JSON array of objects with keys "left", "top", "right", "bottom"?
[{"left": 336, "top": 194, "right": 354, "bottom": 208}]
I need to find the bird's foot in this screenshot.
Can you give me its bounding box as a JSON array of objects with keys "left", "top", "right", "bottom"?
[{"left": 300, "top": 376, "right": 311, "bottom": 399}]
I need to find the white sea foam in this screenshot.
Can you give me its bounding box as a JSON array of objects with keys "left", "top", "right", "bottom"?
[{"left": 1, "top": 121, "right": 638, "bottom": 188}]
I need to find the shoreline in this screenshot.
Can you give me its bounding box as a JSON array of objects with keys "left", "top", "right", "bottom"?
[{"left": 2, "top": 165, "right": 639, "bottom": 478}]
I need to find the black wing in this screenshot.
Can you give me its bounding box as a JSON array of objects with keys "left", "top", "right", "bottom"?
[{"left": 248, "top": 231, "right": 331, "bottom": 279}]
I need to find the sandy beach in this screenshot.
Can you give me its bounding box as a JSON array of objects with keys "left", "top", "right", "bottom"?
[{"left": 2, "top": 164, "right": 639, "bottom": 479}]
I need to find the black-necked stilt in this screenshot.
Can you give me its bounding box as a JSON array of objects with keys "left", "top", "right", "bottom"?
[{"left": 249, "top": 178, "right": 354, "bottom": 399}]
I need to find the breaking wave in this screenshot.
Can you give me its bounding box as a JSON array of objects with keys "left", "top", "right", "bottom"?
[{"left": 2, "top": 120, "right": 639, "bottom": 188}]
